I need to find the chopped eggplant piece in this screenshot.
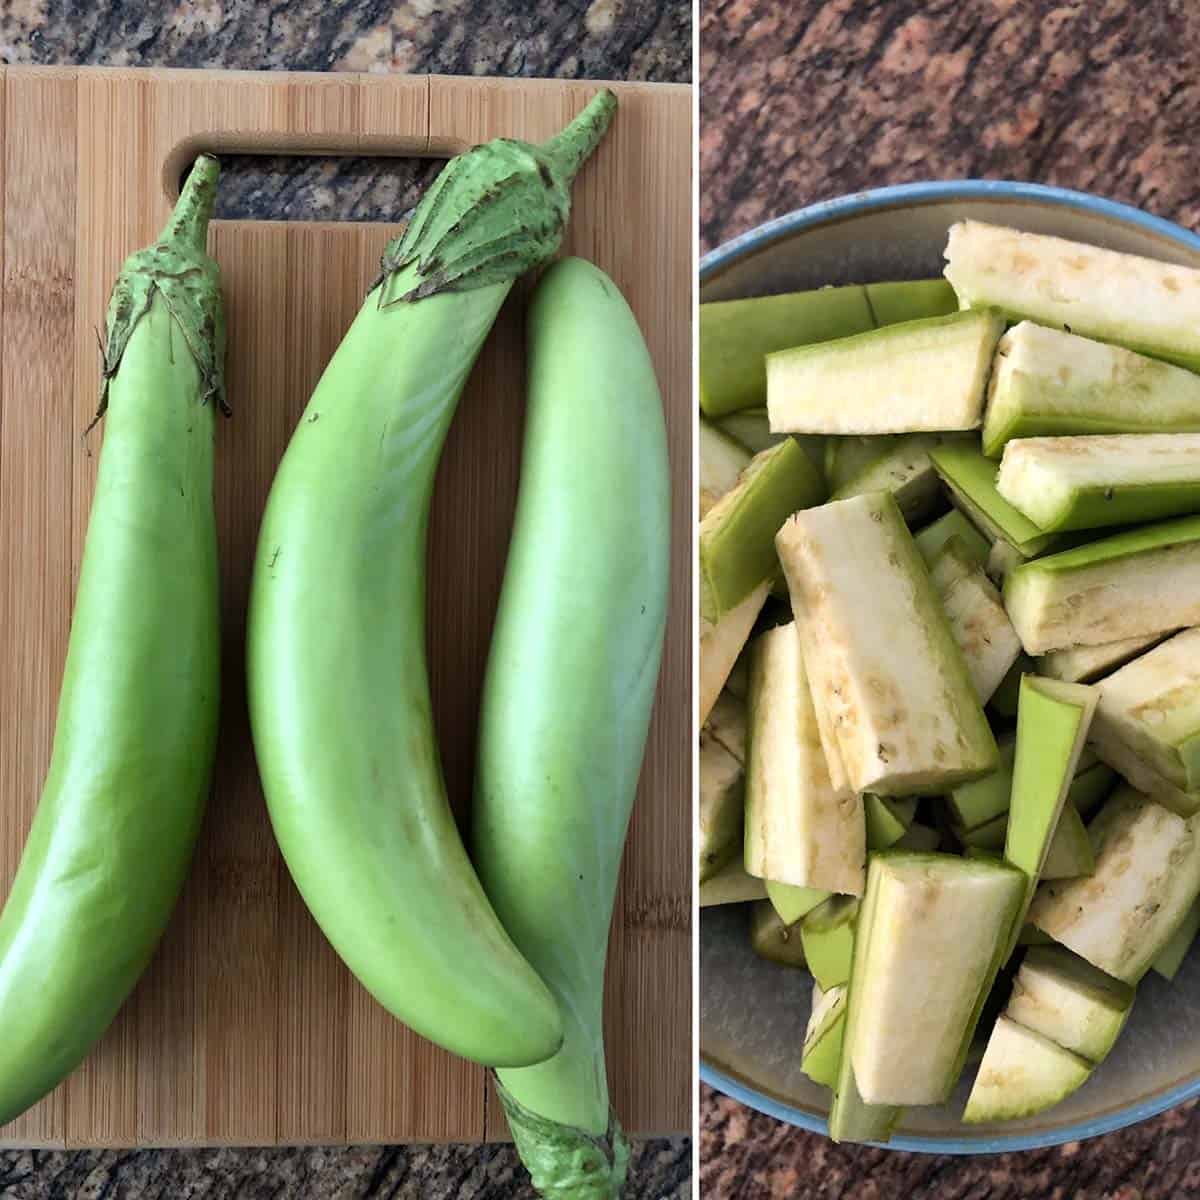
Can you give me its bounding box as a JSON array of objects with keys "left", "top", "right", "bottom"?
[
  {"left": 700, "top": 439, "right": 825, "bottom": 624},
  {"left": 1040, "top": 802, "right": 1095, "bottom": 880},
  {"left": 865, "top": 795, "right": 918, "bottom": 851},
  {"left": 930, "top": 537, "right": 1023, "bottom": 703},
  {"left": 1007, "top": 945, "right": 1133, "bottom": 1063},
  {"left": 768, "top": 310, "right": 1005, "bottom": 435},
  {"left": 776, "top": 492, "right": 997, "bottom": 796},
  {"left": 1003, "top": 676, "right": 1098, "bottom": 957},
  {"left": 715, "top": 406, "right": 787, "bottom": 454},
  {"left": 944, "top": 220, "right": 1200, "bottom": 372},
  {"left": 704, "top": 689, "right": 746, "bottom": 763},
  {"left": 1092, "top": 629, "right": 1200, "bottom": 793},
  {"left": 700, "top": 858, "right": 768, "bottom": 908},
  {"left": 699, "top": 732, "right": 743, "bottom": 883},
  {"left": 829, "top": 866, "right": 902, "bottom": 1144},
  {"left": 915, "top": 509, "right": 991, "bottom": 570},
  {"left": 1152, "top": 896, "right": 1200, "bottom": 981},
  {"left": 1068, "top": 762, "right": 1117, "bottom": 822},
  {"left": 929, "top": 441, "right": 1060, "bottom": 558},
  {"left": 749, "top": 900, "right": 808, "bottom": 968},
  {"left": 997, "top": 434, "right": 1200, "bottom": 533},
  {"left": 1038, "top": 632, "right": 1171, "bottom": 685},
  {"left": 801, "top": 895, "right": 859, "bottom": 990},
  {"left": 864, "top": 278, "right": 959, "bottom": 326},
  {"left": 765, "top": 879, "right": 830, "bottom": 927},
  {"left": 744, "top": 623, "right": 865, "bottom": 895},
  {"left": 824, "top": 435, "right": 898, "bottom": 492},
  {"left": 701, "top": 285, "right": 876, "bottom": 417},
  {"left": 699, "top": 416, "right": 751, "bottom": 518},
  {"left": 947, "top": 736, "right": 1015, "bottom": 831},
  {"left": 1030, "top": 787, "right": 1200, "bottom": 983},
  {"left": 981, "top": 322, "right": 1200, "bottom": 457},
  {"left": 845, "top": 852, "right": 1024, "bottom": 1107},
  {"left": 802, "top": 983, "right": 848, "bottom": 1089},
  {"left": 832, "top": 433, "right": 968, "bottom": 524},
  {"left": 1087, "top": 722, "right": 1200, "bottom": 817},
  {"left": 963, "top": 1016, "right": 1091, "bottom": 1123},
  {"left": 700, "top": 579, "right": 771, "bottom": 724},
  {"left": 1004, "top": 514, "right": 1200, "bottom": 654}
]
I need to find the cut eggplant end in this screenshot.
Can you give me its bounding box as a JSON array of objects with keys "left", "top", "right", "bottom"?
[
  {"left": 944, "top": 221, "right": 1200, "bottom": 374},
  {"left": 1152, "top": 895, "right": 1200, "bottom": 981},
  {"left": 767, "top": 309, "right": 1004, "bottom": 435},
  {"left": 744, "top": 621, "right": 866, "bottom": 895},
  {"left": 1002, "top": 513, "right": 1200, "bottom": 654},
  {"left": 699, "top": 857, "right": 768, "bottom": 907},
  {"left": 802, "top": 982, "right": 848, "bottom": 1089},
  {"left": 962, "top": 1016, "right": 1091, "bottom": 1124},
  {"left": 1003, "top": 676, "right": 1098, "bottom": 957},
  {"left": 1006, "top": 944, "right": 1133, "bottom": 1064},
  {"left": 700, "top": 438, "right": 825, "bottom": 625},
  {"left": 1029, "top": 786, "right": 1200, "bottom": 983},
  {"left": 764, "top": 878, "right": 830, "bottom": 927},
  {"left": 847, "top": 852, "right": 1025, "bottom": 1107},
  {"left": 699, "top": 416, "right": 751, "bottom": 519},
  {"left": 698, "top": 732, "right": 743, "bottom": 884},
  {"left": 700, "top": 579, "right": 771, "bottom": 724},
  {"left": 1094, "top": 628, "right": 1200, "bottom": 793},
  {"left": 749, "top": 900, "right": 809, "bottom": 969},
  {"left": 915, "top": 508, "right": 992, "bottom": 570},
  {"left": 776, "top": 491, "right": 998, "bottom": 797},
  {"left": 800, "top": 894, "right": 860, "bottom": 991}
]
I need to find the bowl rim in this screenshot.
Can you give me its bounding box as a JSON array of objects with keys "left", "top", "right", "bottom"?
[
  {"left": 700, "top": 178, "right": 1200, "bottom": 282},
  {"left": 698, "top": 178, "right": 1200, "bottom": 1154}
]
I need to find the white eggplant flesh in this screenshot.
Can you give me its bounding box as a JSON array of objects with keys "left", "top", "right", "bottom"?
[
  {"left": 1029, "top": 786, "right": 1200, "bottom": 983},
  {"left": 776, "top": 492, "right": 997, "bottom": 796}
]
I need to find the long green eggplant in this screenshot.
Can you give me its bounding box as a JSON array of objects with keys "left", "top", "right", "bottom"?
[
  {"left": 247, "top": 93, "right": 617, "bottom": 1068},
  {"left": 0, "top": 157, "right": 224, "bottom": 1124},
  {"left": 474, "top": 258, "right": 670, "bottom": 1195}
]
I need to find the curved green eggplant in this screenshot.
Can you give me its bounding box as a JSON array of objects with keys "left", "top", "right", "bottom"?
[
  {"left": 0, "top": 157, "right": 223, "bottom": 1125},
  {"left": 475, "top": 257, "right": 671, "bottom": 1196},
  {"left": 246, "top": 94, "right": 617, "bottom": 1068}
]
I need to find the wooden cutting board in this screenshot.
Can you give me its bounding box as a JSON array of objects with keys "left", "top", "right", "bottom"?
[{"left": 0, "top": 66, "right": 691, "bottom": 1148}]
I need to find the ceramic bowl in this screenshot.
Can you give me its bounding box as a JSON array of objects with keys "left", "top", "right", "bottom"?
[{"left": 699, "top": 181, "right": 1200, "bottom": 1153}]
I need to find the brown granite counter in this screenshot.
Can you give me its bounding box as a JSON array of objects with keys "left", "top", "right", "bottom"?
[
  {"left": 701, "top": 0, "right": 1200, "bottom": 253},
  {"left": 700, "top": 1, "right": 1200, "bottom": 1195},
  {"left": 0, "top": 1, "right": 691, "bottom": 1197}
]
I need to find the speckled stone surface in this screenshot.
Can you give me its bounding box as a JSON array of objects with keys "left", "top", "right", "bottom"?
[
  {"left": 700, "top": 1, "right": 1200, "bottom": 1194},
  {"left": 701, "top": 0, "right": 1200, "bottom": 252},
  {"left": 1, "top": 1139, "right": 690, "bottom": 1199},
  {"left": 0, "top": 2, "right": 691, "bottom": 1197},
  {"left": 1, "top": 0, "right": 691, "bottom": 224},
  {"left": 701, "top": 1085, "right": 1200, "bottom": 1198}
]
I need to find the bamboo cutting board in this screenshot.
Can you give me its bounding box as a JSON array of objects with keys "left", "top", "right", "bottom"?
[{"left": 0, "top": 66, "right": 691, "bottom": 1148}]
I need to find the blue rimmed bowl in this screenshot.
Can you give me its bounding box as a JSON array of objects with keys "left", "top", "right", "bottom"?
[{"left": 699, "top": 181, "right": 1200, "bottom": 1153}]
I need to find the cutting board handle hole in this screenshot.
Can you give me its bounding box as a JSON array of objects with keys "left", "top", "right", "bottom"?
[{"left": 164, "top": 138, "right": 449, "bottom": 224}]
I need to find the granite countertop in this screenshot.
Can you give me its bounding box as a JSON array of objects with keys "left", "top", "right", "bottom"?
[
  {"left": 701, "top": 1, "right": 1199, "bottom": 1196},
  {"left": 701, "top": 0, "right": 1199, "bottom": 252},
  {"left": 0, "top": 2, "right": 690, "bottom": 1198}
]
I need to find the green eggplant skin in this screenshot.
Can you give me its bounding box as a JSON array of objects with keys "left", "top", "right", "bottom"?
[
  {"left": 475, "top": 258, "right": 670, "bottom": 1191},
  {"left": 0, "top": 160, "right": 223, "bottom": 1125},
  {"left": 246, "top": 93, "right": 618, "bottom": 1072},
  {"left": 246, "top": 274, "right": 564, "bottom": 1068}
]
